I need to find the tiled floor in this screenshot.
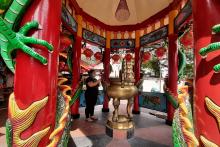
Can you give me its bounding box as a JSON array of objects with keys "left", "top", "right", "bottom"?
[
  {"left": 0, "top": 101, "right": 172, "bottom": 147},
  {"left": 68, "top": 103, "right": 172, "bottom": 147}
]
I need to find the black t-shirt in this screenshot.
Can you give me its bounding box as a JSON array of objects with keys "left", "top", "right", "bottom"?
[{"left": 85, "top": 76, "right": 99, "bottom": 95}]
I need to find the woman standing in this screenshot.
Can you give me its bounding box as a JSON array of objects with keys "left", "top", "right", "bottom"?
[{"left": 85, "top": 69, "right": 101, "bottom": 122}]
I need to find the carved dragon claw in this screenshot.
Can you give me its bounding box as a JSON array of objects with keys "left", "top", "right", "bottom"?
[
  {"left": 0, "top": 18, "right": 53, "bottom": 73},
  {"left": 199, "top": 24, "right": 220, "bottom": 73}
]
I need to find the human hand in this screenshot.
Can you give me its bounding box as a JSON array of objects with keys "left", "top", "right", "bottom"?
[{"left": 97, "top": 79, "right": 102, "bottom": 83}]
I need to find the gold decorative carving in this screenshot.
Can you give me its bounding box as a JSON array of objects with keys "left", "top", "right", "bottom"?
[
  {"left": 47, "top": 78, "right": 71, "bottom": 147},
  {"left": 200, "top": 136, "right": 219, "bottom": 147},
  {"left": 205, "top": 97, "right": 220, "bottom": 129},
  {"left": 178, "top": 86, "right": 199, "bottom": 146},
  {"left": 200, "top": 97, "right": 220, "bottom": 147},
  {"left": 9, "top": 93, "right": 50, "bottom": 147}
]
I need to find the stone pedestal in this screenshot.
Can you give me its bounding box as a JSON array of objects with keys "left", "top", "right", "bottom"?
[
  {"left": 105, "top": 115, "right": 134, "bottom": 139},
  {"left": 106, "top": 125, "right": 134, "bottom": 139}
]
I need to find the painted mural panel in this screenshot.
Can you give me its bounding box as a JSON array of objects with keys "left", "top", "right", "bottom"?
[
  {"left": 62, "top": 5, "right": 77, "bottom": 32},
  {"left": 140, "top": 26, "right": 168, "bottom": 46},
  {"left": 139, "top": 92, "right": 167, "bottom": 113},
  {"left": 83, "top": 29, "right": 106, "bottom": 47},
  {"left": 110, "top": 39, "right": 135, "bottom": 49},
  {"left": 174, "top": 0, "right": 192, "bottom": 32}
]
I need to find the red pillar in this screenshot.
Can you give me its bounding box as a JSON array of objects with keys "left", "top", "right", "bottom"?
[
  {"left": 167, "top": 34, "right": 178, "bottom": 125},
  {"left": 70, "top": 36, "right": 82, "bottom": 118},
  {"left": 13, "top": 0, "right": 61, "bottom": 146},
  {"left": 193, "top": 0, "right": 220, "bottom": 144},
  {"left": 102, "top": 47, "right": 110, "bottom": 112},
  {"left": 133, "top": 46, "right": 141, "bottom": 114}
]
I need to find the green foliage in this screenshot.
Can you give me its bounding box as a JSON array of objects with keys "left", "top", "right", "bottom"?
[
  {"left": 142, "top": 57, "right": 160, "bottom": 77},
  {"left": 141, "top": 39, "right": 168, "bottom": 77}
]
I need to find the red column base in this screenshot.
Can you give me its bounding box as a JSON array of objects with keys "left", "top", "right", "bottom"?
[
  {"left": 132, "top": 95, "right": 140, "bottom": 114},
  {"left": 167, "top": 34, "right": 178, "bottom": 123},
  {"left": 71, "top": 113, "right": 80, "bottom": 119},
  {"left": 70, "top": 36, "right": 82, "bottom": 117},
  {"left": 166, "top": 101, "right": 175, "bottom": 123},
  {"left": 165, "top": 119, "right": 172, "bottom": 126},
  {"left": 132, "top": 110, "right": 140, "bottom": 114},
  {"left": 102, "top": 95, "right": 109, "bottom": 112},
  {"left": 70, "top": 99, "right": 80, "bottom": 119},
  {"left": 102, "top": 108, "right": 110, "bottom": 112}
]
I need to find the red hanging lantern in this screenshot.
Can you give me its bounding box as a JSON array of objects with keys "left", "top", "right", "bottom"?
[
  {"left": 112, "top": 54, "right": 121, "bottom": 63},
  {"left": 155, "top": 47, "right": 166, "bottom": 59},
  {"left": 142, "top": 52, "right": 151, "bottom": 62},
  {"left": 83, "top": 48, "right": 93, "bottom": 59},
  {"left": 94, "top": 52, "right": 102, "bottom": 61},
  {"left": 180, "top": 30, "right": 193, "bottom": 49},
  {"left": 60, "top": 35, "right": 72, "bottom": 51},
  {"left": 124, "top": 53, "right": 132, "bottom": 62}
]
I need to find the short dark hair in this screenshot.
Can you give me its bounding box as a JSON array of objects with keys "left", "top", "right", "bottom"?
[{"left": 88, "top": 69, "right": 95, "bottom": 77}]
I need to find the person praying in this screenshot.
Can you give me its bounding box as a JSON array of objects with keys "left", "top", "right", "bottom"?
[{"left": 85, "top": 69, "right": 101, "bottom": 122}]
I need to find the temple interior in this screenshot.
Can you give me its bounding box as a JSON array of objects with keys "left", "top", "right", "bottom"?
[{"left": 0, "top": 0, "right": 220, "bottom": 147}]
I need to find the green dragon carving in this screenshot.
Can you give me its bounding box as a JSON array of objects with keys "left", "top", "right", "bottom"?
[
  {"left": 1, "top": 0, "right": 53, "bottom": 146},
  {"left": 172, "top": 22, "right": 220, "bottom": 147},
  {"left": 199, "top": 24, "right": 220, "bottom": 72},
  {"left": 0, "top": 0, "right": 12, "bottom": 14},
  {"left": 5, "top": 119, "right": 12, "bottom": 147},
  {"left": 163, "top": 30, "right": 194, "bottom": 146},
  {"left": 198, "top": 23, "right": 220, "bottom": 146},
  {"left": 0, "top": 0, "right": 53, "bottom": 73},
  {"left": 55, "top": 89, "right": 71, "bottom": 147},
  {"left": 69, "top": 82, "right": 83, "bottom": 106},
  {"left": 164, "top": 47, "right": 186, "bottom": 109},
  {"left": 178, "top": 47, "right": 187, "bottom": 79},
  {"left": 67, "top": 46, "right": 73, "bottom": 73}
]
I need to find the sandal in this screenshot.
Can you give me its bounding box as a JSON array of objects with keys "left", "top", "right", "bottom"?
[
  {"left": 90, "top": 116, "right": 98, "bottom": 120},
  {"left": 85, "top": 118, "right": 94, "bottom": 122}
]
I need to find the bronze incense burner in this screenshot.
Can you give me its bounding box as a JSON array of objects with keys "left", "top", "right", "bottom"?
[{"left": 106, "top": 61, "right": 138, "bottom": 130}]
